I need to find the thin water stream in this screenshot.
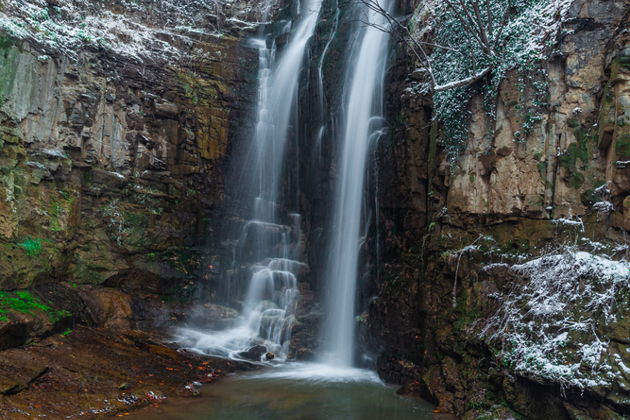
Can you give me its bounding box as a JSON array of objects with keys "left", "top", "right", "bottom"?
[{"left": 127, "top": 365, "right": 448, "bottom": 420}]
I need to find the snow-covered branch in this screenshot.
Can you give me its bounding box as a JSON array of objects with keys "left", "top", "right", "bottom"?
[{"left": 434, "top": 67, "right": 491, "bottom": 92}]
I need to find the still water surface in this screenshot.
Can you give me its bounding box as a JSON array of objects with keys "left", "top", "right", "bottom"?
[{"left": 128, "top": 363, "right": 446, "bottom": 420}]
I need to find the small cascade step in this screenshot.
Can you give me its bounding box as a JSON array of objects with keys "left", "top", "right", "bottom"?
[
  {"left": 263, "top": 257, "right": 309, "bottom": 274},
  {"left": 243, "top": 219, "right": 292, "bottom": 233},
  {"left": 236, "top": 218, "right": 301, "bottom": 264}
]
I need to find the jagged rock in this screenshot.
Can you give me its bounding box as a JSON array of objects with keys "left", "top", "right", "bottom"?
[
  {"left": 155, "top": 101, "right": 180, "bottom": 119},
  {"left": 0, "top": 0, "right": 259, "bottom": 292},
  {"left": 289, "top": 311, "right": 322, "bottom": 361}
]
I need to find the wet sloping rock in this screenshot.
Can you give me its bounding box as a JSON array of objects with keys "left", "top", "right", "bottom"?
[{"left": 0, "top": 326, "right": 250, "bottom": 419}]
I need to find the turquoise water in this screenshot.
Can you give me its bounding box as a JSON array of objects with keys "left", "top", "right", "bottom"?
[{"left": 129, "top": 364, "right": 445, "bottom": 420}]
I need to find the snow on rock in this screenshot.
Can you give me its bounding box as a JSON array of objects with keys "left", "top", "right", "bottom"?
[
  {"left": 592, "top": 201, "right": 614, "bottom": 215},
  {"left": 594, "top": 183, "right": 611, "bottom": 195},
  {"left": 0, "top": 0, "right": 273, "bottom": 62},
  {"left": 551, "top": 217, "right": 584, "bottom": 231},
  {"left": 482, "top": 250, "right": 630, "bottom": 389}
]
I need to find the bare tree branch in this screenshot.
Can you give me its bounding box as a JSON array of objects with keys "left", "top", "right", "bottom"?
[
  {"left": 434, "top": 67, "right": 492, "bottom": 92},
  {"left": 492, "top": 0, "right": 512, "bottom": 48},
  {"left": 360, "top": 0, "right": 500, "bottom": 93},
  {"left": 485, "top": 0, "right": 494, "bottom": 38},
  {"left": 471, "top": 1, "right": 491, "bottom": 53},
  {"left": 443, "top": 0, "right": 487, "bottom": 51}
]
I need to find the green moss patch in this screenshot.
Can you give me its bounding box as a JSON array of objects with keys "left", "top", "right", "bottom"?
[
  {"left": 43, "top": 190, "right": 77, "bottom": 234},
  {"left": 558, "top": 121, "right": 595, "bottom": 189},
  {"left": 0, "top": 290, "right": 70, "bottom": 323},
  {"left": 616, "top": 134, "right": 630, "bottom": 160},
  {"left": 16, "top": 237, "right": 43, "bottom": 256}
]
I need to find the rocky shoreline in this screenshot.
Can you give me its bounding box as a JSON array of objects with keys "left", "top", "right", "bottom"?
[{"left": 0, "top": 325, "right": 254, "bottom": 419}]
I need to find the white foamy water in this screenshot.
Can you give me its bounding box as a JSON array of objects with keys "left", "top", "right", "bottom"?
[{"left": 248, "top": 362, "right": 383, "bottom": 383}]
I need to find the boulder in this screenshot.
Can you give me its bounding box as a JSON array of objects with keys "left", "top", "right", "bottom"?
[
  {"left": 237, "top": 345, "right": 267, "bottom": 361},
  {"left": 76, "top": 286, "right": 134, "bottom": 330}
]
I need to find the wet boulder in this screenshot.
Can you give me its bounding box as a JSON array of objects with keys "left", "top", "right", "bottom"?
[{"left": 238, "top": 345, "right": 267, "bottom": 361}]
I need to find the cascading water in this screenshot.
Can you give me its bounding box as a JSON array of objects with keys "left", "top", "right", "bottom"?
[
  {"left": 177, "top": 0, "right": 322, "bottom": 362},
  {"left": 321, "top": 0, "right": 391, "bottom": 367}
]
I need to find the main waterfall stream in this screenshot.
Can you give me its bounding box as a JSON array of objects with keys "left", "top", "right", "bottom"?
[{"left": 321, "top": 0, "right": 391, "bottom": 367}]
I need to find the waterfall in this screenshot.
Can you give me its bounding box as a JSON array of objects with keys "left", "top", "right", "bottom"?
[
  {"left": 321, "top": 0, "right": 391, "bottom": 367},
  {"left": 178, "top": 0, "right": 391, "bottom": 368},
  {"left": 177, "top": 0, "right": 322, "bottom": 362}
]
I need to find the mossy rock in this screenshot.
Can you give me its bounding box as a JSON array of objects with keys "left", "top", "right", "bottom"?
[
  {"left": 70, "top": 235, "right": 125, "bottom": 285},
  {"left": 616, "top": 134, "right": 630, "bottom": 160},
  {"left": 44, "top": 191, "right": 77, "bottom": 236},
  {"left": 0, "top": 34, "right": 21, "bottom": 105},
  {"left": 176, "top": 70, "right": 230, "bottom": 160},
  {"left": 0, "top": 239, "right": 62, "bottom": 289},
  {"left": 0, "top": 290, "right": 70, "bottom": 323},
  {"left": 558, "top": 120, "right": 596, "bottom": 189},
  {"left": 0, "top": 289, "right": 72, "bottom": 349}
]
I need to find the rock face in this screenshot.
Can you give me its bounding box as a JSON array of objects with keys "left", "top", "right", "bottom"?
[
  {"left": 366, "top": 0, "right": 630, "bottom": 419},
  {"left": 444, "top": 1, "right": 629, "bottom": 223},
  {"left": 0, "top": 0, "right": 260, "bottom": 332}
]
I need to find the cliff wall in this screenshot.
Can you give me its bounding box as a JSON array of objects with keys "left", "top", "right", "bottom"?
[
  {"left": 368, "top": 1, "right": 630, "bottom": 418},
  {"left": 0, "top": 0, "right": 260, "bottom": 342}
]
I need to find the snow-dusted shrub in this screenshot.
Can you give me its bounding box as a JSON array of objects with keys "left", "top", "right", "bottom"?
[
  {"left": 430, "top": 0, "right": 573, "bottom": 166},
  {"left": 482, "top": 250, "right": 630, "bottom": 389}
]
